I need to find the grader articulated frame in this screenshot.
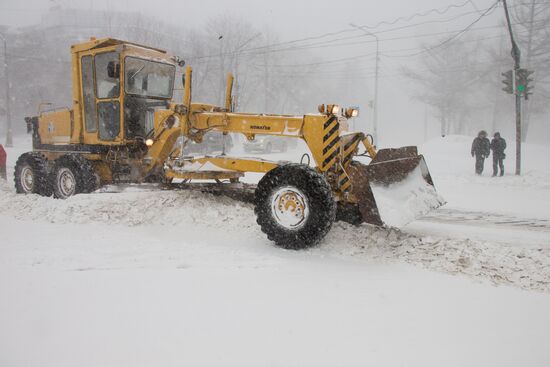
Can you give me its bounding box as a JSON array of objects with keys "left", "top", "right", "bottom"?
[{"left": 15, "top": 38, "right": 441, "bottom": 249}]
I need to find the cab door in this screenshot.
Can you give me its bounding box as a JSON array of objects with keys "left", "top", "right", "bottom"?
[{"left": 80, "top": 50, "right": 122, "bottom": 144}]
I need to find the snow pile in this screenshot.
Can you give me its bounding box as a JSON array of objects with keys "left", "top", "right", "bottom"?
[
  {"left": 371, "top": 165, "right": 445, "bottom": 227},
  {"left": 1, "top": 182, "right": 548, "bottom": 293},
  {"left": 322, "top": 223, "right": 550, "bottom": 293},
  {"left": 0, "top": 181, "right": 258, "bottom": 230}
]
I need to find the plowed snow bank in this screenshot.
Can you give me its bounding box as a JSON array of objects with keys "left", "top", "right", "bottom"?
[{"left": 1, "top": 182, "right": 548, "bottom": 293}]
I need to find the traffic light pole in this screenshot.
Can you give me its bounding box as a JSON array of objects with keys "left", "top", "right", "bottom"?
[
  {"left": 502, "top": 0, "right": 521, "bottom": 175},
  {"left": 514, "top": 83, "right": 521, "bottom": 174}
]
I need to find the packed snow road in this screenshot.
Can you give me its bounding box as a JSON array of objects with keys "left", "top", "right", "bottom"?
[
  {"left": 1, "top": 188, "right": 550, "bottom": 367},
  {"left": 420, "top": 207, "right": 550, "bottom": 232},
  {"left": 1, "top": 182, "right": 548, "bottom": 292}
]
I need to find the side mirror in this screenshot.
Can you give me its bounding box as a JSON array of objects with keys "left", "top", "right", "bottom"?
[{"left": 107, "top": 61, "right": 120, "bottom": 78}]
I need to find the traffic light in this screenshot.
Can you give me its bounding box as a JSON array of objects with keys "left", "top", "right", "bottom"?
[
  {"left": 516, "top": 68, "right": 534, "bottom": 100},
  {"left": 501, "top": 69, "right": 534, "bottom": 99},
  {"left": 502, "top": 70, "right": 514, "bottom": 94}
]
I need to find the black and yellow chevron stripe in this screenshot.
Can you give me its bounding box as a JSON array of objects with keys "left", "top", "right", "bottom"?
[
  {"left": 338, "top": 167, "right": 351, "bottom": 192},
  {"left": 321, "top": 116, "right": 340, "bottom": 171},
  {"left": 337, "top": 133, "right": 363, "bottom": 193},
  {"left": 342, "top": 134, "right": 362, "bottom": 169}
]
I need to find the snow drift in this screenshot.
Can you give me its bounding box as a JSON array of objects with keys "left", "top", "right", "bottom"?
[{"left": 0, "top": 181, "right": 548, "bottom": 293}]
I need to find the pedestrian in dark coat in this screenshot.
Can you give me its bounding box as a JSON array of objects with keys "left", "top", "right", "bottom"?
[
  {"left": 471, "top": 130, "right": 490, "bottom": 175},
  {"left": 490, "top": 132, "right": 506, "bottom": 177}
]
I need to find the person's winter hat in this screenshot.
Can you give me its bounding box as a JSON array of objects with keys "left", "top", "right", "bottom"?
[
  {"left": 494, "top": 132, "right": 500, "bottom": 138},
  {"left": 478, "top": 130, "right": 487, "bottom": 137}
]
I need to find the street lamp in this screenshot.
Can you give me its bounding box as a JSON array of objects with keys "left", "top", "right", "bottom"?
[
  {"left": 350, "top": 23, "right": 379, "bottom": 145},
  {"left": 233, "top": 32, "right": 262, "bottom": 111},
  {"left": 0, "top": 33, "right": 12, "bottom": 147}
]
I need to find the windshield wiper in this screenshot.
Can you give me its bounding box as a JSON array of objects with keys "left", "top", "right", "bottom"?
[{"left": 129, "top": 64, "right": 146, "bottom": 79}]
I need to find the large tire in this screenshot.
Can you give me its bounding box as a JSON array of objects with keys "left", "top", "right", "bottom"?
[
  {"left": 14, "top": 152, "right": 52, "bottom": 196},
  {"left": 50, "top": 155, "right": 98, "bottom": 199},
  {"left": 71, "top": 155, "right": 99, "bottom": 193},
  {"left": 254, "top": 164, "right": 336, "bottom": 249}
]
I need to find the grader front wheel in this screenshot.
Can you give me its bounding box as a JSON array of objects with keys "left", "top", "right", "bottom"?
[{"left": 254, "top": 164, "right": 336, "bottom": 250}]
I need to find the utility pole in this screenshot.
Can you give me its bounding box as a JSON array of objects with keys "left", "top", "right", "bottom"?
[
  {"left": 522, "top": 0, "right": 536, "bottom": 141},
  {"left": 0, "top": 33, "right": 13, "bottom": 147},
  {"left": 350, "top": 23, "right": 379, "bottom": 145},
  {"left": 492, "top": 30, "right": 506, "bottom": 134},
  {"left": 502, "top": 0, "right": 522, "bottom": 175}
]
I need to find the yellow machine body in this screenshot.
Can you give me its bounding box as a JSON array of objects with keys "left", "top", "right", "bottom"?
[{"left": 19, "top": 37, "right": 441, "bottom": 235}]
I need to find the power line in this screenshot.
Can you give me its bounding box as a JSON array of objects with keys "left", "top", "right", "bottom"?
[
  {"left": 5, "top": 18, "right": 547, "bottom": 70},
  {"left": 189, "top": 0, "right": 549, "bottom": 63},
  {"left": 239, "top": 19, "right": 549, "bottom": 69},
  {"left": 384, "top": 0, "right": 501, "bottom": 58},
  {"left": 257, "top": 23, "right": 546, "bottom": 75},
  {"left": 238, "top": 8, "right": 495, "bottom": 56},
  {"left": 187, "top": 1, "right": 503, "bottom": 61},
  {"left": 355, "top": 0, "right": 478, "bottom": 29},
  {"left": 4, "top": 0, "right": 546, "bottom": 73}
]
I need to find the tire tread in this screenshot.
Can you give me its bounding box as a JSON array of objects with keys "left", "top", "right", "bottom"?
[{"left": 254, "top": 163, "right": 336, "bottom": 249}]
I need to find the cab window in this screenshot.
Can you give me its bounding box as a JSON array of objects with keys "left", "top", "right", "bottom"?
[
  {"left": 124, "top": 57, "right": 175, "bottom": 99},
  {"left": 98, "top": 101, "right": 120, "bottom": 141},
  {"left": 123, "top": 57, "right": 174, "bottom": 139},
  {"left": 81, "top": 55, "right": 97, "bottom": 132},
  {"left": 95, "top": 52, "right": 120, "bottom": 99}
]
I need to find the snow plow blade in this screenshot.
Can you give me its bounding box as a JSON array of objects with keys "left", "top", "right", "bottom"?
[{"left": 348, "top": 146, "right": 444, "bottom": 227}]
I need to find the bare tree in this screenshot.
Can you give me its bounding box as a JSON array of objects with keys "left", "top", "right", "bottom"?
[
  {"left": 511, "top": 0, "right": 550, "bottom": 141},
  {"left": 402, "top": 39, "right": 489, "bottom": 136},
  {"left": 1, "top": 7, "right": 323, "bottom": 135}
]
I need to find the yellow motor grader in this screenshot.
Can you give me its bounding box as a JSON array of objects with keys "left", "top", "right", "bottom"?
[{"left": 15, "top": 38, "right": 442, "bottom": 249}]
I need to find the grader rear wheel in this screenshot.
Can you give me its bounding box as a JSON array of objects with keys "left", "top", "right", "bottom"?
[
  {"left": 254, "top": 164, "right": 336, "bottom": 250},
  {"left": 14, "top": 152, "right": 52, "bottom": 196},
  {"left": 51, "top": 155, "right": 99, "bottom": 199}
]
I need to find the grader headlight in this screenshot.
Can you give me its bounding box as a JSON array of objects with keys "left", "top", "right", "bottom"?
[
  {"left": 345, "top": 107, "right": 359, "bottom": 118},
  {"left": 145, "top": 138, "right": 154, "bottom": 147},
  {"left": 317, "top": 104, "right": 325, "bottom": 114},
  {"left": 319, "top": 104, "right": 341, "bottom": 115}
]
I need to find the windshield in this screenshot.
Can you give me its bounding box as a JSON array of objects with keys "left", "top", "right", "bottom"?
[{"left": 124, "top": 57, "right": 175, "bottom": 99}]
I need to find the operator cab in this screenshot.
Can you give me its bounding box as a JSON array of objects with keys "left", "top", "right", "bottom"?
[{"left": 78, "top": 39, "right": 176, "bottom": 145}]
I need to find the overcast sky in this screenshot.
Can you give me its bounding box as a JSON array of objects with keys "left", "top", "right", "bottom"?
[
  {"left": 0, "top": 0, "right": 497, "bottom": 37},
  {"left": 0, "top": 0, "right": 508, "bottom": 145}
]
